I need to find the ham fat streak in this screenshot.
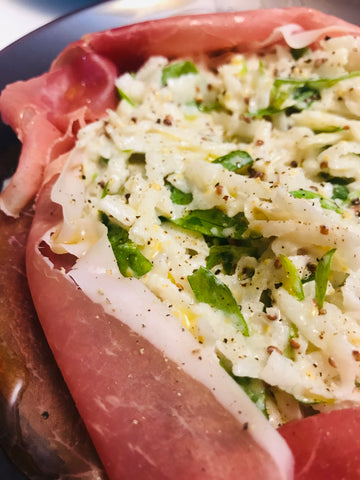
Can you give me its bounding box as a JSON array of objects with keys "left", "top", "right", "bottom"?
[{"left": 1, "top": 8, "right": 360, "bottom": 480}]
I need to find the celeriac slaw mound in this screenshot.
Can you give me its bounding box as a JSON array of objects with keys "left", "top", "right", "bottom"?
[{"left": 51, "top": 33, "right": 360, "bottom": 426}]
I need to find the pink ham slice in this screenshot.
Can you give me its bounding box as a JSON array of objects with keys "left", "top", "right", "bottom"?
[
  {"left": 279, "top": 408, "right": 360, "bottom": 480},
  {"left": 27, "top": 182, "right": 289, "bottom": 479},
  {"left": 0, "top": 45, "right": 117, "bottom": 217},
  {"left": 2, "top": 7, "right": 360, "bottom": 480}
]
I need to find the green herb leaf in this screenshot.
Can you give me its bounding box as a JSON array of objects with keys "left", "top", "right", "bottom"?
[
  {"left": 279, "top": 255, "right": 305, "bottom": 301},
  {"left": 312, "top": 126, "right": 344, "bottom": 134},
  {"left": 187, "top": 99, "right": 223, "bottom": 113},
  {"left": 101, "top": 180, "right": 110, "bottom": 199},
  {"left": 315, "top": 248, "right": 336, "bottom": 309},
  {"left": 117, "top": 87, "right": 135, "bottom": 106},
  {"left": 100, "top": 212, "right": 152, "bottom": 278},
  {"left": 259, "top": 288, "right": 273, "bottom": 312},
  {"left": 99, "top": 156, "right": 110, "bottom": 166},
  {"left": 212, "top": 150, "right": 254, "bottom": 174},
  {"left": 219, "top": 357, "right": 268, "bottom": 416},
  {"left": 250, "top": 71, "right": 360, "bottom": 118},
  {"left": 302, "top": 272, "right": 315, "bottom": 284},
  {"left": 319, "top": 172, "right": 355, "bottom": 185},
  {"left": 284, "top": 322, "right": 299, "bottom": 360},
  {"left": 161, "top": 61, "right": 198, "bottom": 85},
  {"left": 274, "top": 71, "right": 360, "bottom": 90},
  {"left": 167, "top": 208, "right": 248, "bottom": 239},
  {"left": 290, "top": 46, "right": 309, "bottom": 60},
  {"left": 206, "top": 244, "right": 258, "bottom": 275},
  {"left": 165, "top": 181, "right": 193, "bottom": 205},
  {"left": 291, "top": 85, "right": 320, "bottom": 110},
  {"left": 128, "top": 152, "right": 146, "bottom": 164},
  {"left": 188, "top": 266, "right": 249, "bottom": 335},
  {"left": 290, "top": 189, "right": 341, "bottom": 213},
  {"left": 332, "top": 184, "right": 349, "bottom": 200}
]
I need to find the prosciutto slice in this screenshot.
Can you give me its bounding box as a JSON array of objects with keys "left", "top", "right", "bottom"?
[
  {"left": 0, "top": 45, "right": 117, "bottom": 217},
  {"left": 27, "top": 182, "right": 291, "bottom": 480},
  {"left": 279, "top": 408, "right": 360, "bottom": 480},
  {"left": 2, "top": 7, "right": 360, "bottom": 480}
]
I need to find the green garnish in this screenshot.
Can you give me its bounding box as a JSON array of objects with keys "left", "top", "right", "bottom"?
[
  {"left": 259, "top": 288, "right": 273, "bottom": 312},
  {"left": 206, "top": 244, "right": 258, "bottom": 275},
  {"left": 100, "top": 212, "right": 153, "bottom": 278},
  {"left": 117, "top": 87, "right": 135, "bottom": 106},
  {"left": 165, "top": 208, "right": 248, "bottom": 239},
  {"left": 250, "top": 71, "right": 360, "bottom": 117},
  {"left": 279, "top": 255, "right": 305, "bottom": 301},
  {"left": 128, "top": 152, "right": 146, "bottom": 164},
  {"left": 290, "top": 46, "right": 309, "bottom": 60},
  {"left": 188, "top": 266, "right": 249, "bottom": 335},
  {"left": 212, "top": 150, "right": 254, "bottom": 174},
  {"left": 187, "top": 99, "right": 223, "bottom": 113},
  {"left": 319, "top": 173, "right": 355, "bottom": 185},
  {"left": 101, "top": 180, "right": 110, "bottom": 198},
  {"left": 284, "top": 323, "right": 299, "bottom": 360},
  {"left": 165, "top": 181, "right": 193, "bottom": 205},
  {"left": 161, "top": 61, "right": 198, "bottom": 85},
  {"left": 99, "top": 156, "right": 110, "bottom": 166},
  {"left": 219, "top": 357, "right": 268, "bottom": 416},
  {"left": 332, "top": 184, "right": 349, "bottom": 201},
  {"left": 290, "top": 189, "right": 341, "bottom": 213},
  {"left": 315, "top": 248, "right": 336, "bottom": 309},
  {"left": 274, "top": 71, "right": 360, "bottom": 90},
  {"left": 312, "top": 126, "right": 344, "bottom": 134}
]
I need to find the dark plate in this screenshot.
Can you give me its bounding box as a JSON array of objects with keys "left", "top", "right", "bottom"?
[{"left": 0, "top": 0, "right": 359, "bottom": 477}]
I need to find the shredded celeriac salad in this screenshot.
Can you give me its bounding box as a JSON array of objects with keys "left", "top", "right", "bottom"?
[{"left": 51, "top": 34, "right": 360, "bottom": 427}]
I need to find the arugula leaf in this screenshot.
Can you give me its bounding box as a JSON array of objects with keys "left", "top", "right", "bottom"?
[
  {"left": 319, "top": 172, "right": 355, "bottom": 185},
  {"left": 279, "top": 255, "right": 305, "bottom": 301},
  {"left": 290, "top": 189, "right": 341, "bottom": 214},
  {"left": 259, "top": 288, "right": 273, "bottom": 312},
  {"left": 128, "top": 152, "right": 146, "bottom": 164},
  {"left": 315, "top": 248, "right": 336, "bottom": 309},
  {"left": 100, "top": 212, "right": 152, "bottom": 278},
  {"left": 212, "top": 150, "right": 254, "bottom": 174},
  {"left": 188, "top": 266, "right": 249, "bottom": 335},
  {"left": 290, "top": 46, "right": 309, "bottom": 60},
  {"left": 187, "top": 99, "right": 223, "bottom": 113},
  {"left": 117, "top": 87, "right": 135, "bottom": 106},
  {"left": 161, "top": 61, "right": 198, "bottom": 85},
  {"left": 302, "top": 272, "right": 315, "bottom": 284},
  {"left": 206, "top": 244, "right": 258, "bottom": 275},
  {"left": 99, "top": 156, "right": 110, "bottom": 166},
  {"left": 291, "top": 85, "right": 320, "bottom": 110},
  {"left": 165, "top": 181, "right": 193, "bottom": 205},
  {"left": 332, "top": 184, "right": 349, "bottom": 201},
  {"left": 273, "top": 71, "right": 360, "bottom": 90},
  {"left": 251, "top": 71, "right": 360, "bottom": 117},
  {"left": 219, "top": 357, "right": 268, "bottom": 417},
  {"left": 167, "top": 208, "right": 248, "bottom": 239}
]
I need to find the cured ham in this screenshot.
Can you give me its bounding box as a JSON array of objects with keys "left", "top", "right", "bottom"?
[
  {"left": 279, "top": 408, "right": 360, "bottom": 480},
  {"left": 27, "top": 181, "right": 292, "bottom": 480},
  {"left": 2, "top": 7, "right": 360, "bottom": 480},
  {"left": 0, "top": 45, "right": 117, "bottom": 217}
]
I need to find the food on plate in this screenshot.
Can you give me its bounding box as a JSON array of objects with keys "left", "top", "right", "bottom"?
[{"left": 1, "top": 7, "right": 360, "bottom": 480}]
